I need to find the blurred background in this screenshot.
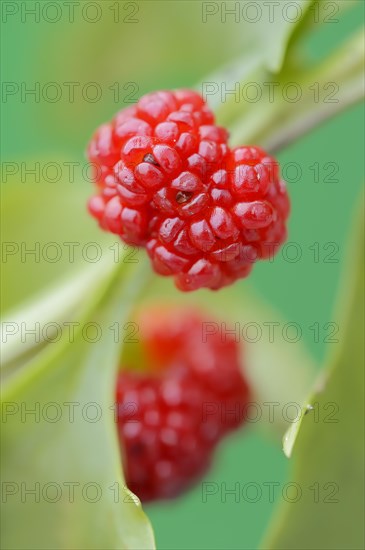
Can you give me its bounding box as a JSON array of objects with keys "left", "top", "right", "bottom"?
[{"left": 1, "top": 1, "right": 364, "bottom": 549}]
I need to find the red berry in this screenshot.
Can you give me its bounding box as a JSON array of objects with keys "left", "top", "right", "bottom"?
[
  {"left": 116, "top": 307, "right": 250, "bottom": 502},
  {"left": 87, "top": 89, "right": 290, "bottom": 290}
]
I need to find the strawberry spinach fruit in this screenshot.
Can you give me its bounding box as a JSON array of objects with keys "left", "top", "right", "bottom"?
[
  {"left": 116, "top": 307, "right": 250, "bottom": 502},
  {"left": 88, "top": 90, "right": 289, "bottom": 291}
]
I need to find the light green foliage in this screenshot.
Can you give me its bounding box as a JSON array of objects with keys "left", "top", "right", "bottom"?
[{"left": 263, "top": 212, "right": 364, "bottom": 549}]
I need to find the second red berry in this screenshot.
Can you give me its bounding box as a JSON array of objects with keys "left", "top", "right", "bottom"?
[{"left": 116, "top": 307, "right": 250, "bottom": 502}]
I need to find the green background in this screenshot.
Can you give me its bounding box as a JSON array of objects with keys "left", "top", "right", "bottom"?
[{"left": 1, "top": 1, "right": 364, "bottom": 548}]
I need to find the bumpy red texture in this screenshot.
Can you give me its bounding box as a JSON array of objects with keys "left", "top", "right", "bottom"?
[
  {"left": 116, "top": 307, "right": 250, "bottom": 502},
  {"left": 88, "top": 89, "right": 290, "bottom": 290}
]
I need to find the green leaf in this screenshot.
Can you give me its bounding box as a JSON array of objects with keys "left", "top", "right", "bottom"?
[
  {"left": 230, "top": 28, "right": 365, "bottom": 153},
  {"left": 240, "top": 0, "right": 313, "bottom": 73},
  {"left": 0, "top": 162, "right": 115, "bottom": 315},
  {"left": 1, "top": 258, "right": 116, "bottom": 373},
  {"left": 262, "top": 205, "right": 365, "bottom": 549},
  {"left": 200, "top": 8, "right": 364, "bottom": 154},
  {"left": 200, "top": 0, "right": 314, "bottom": 115},
  {"left": 1, "top": 259, "right": 155, "bottom": 550},
  {"left": 0, "top": 166, "right": 127, "bottom": 379}
]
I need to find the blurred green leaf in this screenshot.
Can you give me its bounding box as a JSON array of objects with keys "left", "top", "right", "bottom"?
[
  {"left": 1, "top": 258, "right": 116, "bottom": 372},
  {"left": 240, "top": 0, "right": 313, "bottom": 73},
  {"left": 0, "top": 162, "right": 115, "bottom": 315},
  {"left": 198, "top": 0, "right": 313, "bottom": 115},
  {"left": 1, "top": 258, "right": 155, "bottom": 550},
  {"left": 204, "top": 11, "right": 364, "bottom": 153},
  {"left": 230, "top": 28, "right": 365, "bottom": 152},
  {"left": 262, "top": 206, "right": 365, "bottom": 549}
]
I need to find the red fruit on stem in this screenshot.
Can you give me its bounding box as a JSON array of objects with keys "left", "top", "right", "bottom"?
[{"left": 87, "top": 90, "right": 290, "bottom": 290}]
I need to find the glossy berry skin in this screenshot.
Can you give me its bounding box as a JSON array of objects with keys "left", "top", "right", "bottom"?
[
  {"left": 116, "top": 307, "right": 250, "bottom": 502},
  {"left": 88, "top": 89, "right": 290, "bottom": 290}
]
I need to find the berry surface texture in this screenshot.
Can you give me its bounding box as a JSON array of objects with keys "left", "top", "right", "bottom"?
[{"left": 88, "top": 89, "right": 290, "bottom": 290}]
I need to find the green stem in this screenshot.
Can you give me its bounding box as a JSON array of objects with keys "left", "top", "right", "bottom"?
[
  {"left": 1, "top": 249, "right": 150, "bottom": 386},
  {"left": 229, "top": 29, "right": 364, "bottom": 153},
  {"left": 1, "top": 256, "right": 115, "bottom": 367}
]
